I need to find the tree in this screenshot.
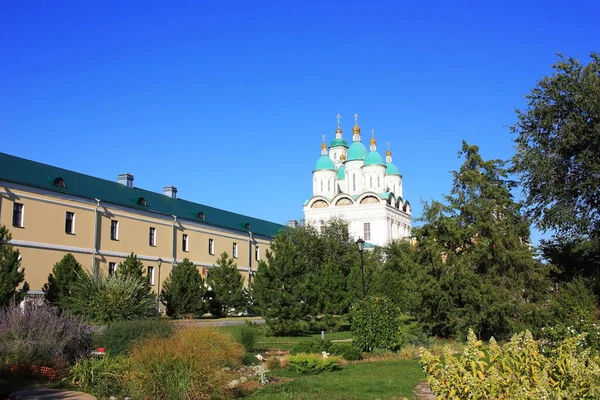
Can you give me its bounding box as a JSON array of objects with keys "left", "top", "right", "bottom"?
[
  {"left": 43, "top": 253, "right": 83, "bottom": 310},
  {"left": 414, "top": 142, "right": 551, "bottom": 339},
  {"left": 207, "top": 252, "right": 245, "bottom": 317},
  {"left": 0, "top": 225, "right": 28, "bottom": 307},
  {"left": 116, "top": 252, "right": 145, "bottom": 281},
  {"left": 161, "top": 258, "right": 206, "bottom": 318},
  {"left": 512, "top": 53, "right": 600, "bottom": 239}
]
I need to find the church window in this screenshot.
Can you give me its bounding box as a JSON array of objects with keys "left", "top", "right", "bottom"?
[
  {"left": 334, "top": 153, "right": 337, "bottom": 160},
  {"left": 320, "top": 181, "right": 323, "bottom": 192},
  {"left": 370, "top": 176, "right": 373, "bottom": 188},
  {"left": 353, "top": 174, "right": 356, "bottom": 191},
  {"left": 378, "top": 176, "right": 380, "bottom": 187},
  {"left": 328, "top": 180, "right": 330, "bottom": 191},
  {"left": 364, "top": 223, "right": 371, "bottom": 241}
]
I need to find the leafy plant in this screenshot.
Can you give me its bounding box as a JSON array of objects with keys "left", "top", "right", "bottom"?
[
  {"left": 230, "top": 323, "right": 259, "bottom": 353},
  {"left": 328, "top": 342, "right": 361, "bottom": 361},
  {"left": 286, "top": 353, "right": 341, "bottom": 374},
  {"left": 291, "top": 339, "right": 331, "bottom": 355},
  {"left": 69, "top": 355, "right": 130, "bottom": 398},
  {"left": 351, "top": 296, "right": 401, "bottom": 352},
  {"left": 127, "top": 327, "right": 243, "bottom": 400},
  {"left": 0, "top": 303, "right": 92, "bottom": 366},
  {"left": 93, "top": 319, "right": 174, "bottom": 356},
  {"left": 161, "top": 258, "right": 207, "bottom": 318},
  {"left": 68, "top": 273, "right": 156, "bottom": 323}
]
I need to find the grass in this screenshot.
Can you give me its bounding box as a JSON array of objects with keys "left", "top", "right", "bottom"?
[{"left": 249, "top": 358, "right": 425, "bottom": 400}]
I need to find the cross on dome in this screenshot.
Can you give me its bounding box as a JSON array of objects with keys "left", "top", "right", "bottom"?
[{"left": 336, "top": 113, "right": 342, "bottom": 127}]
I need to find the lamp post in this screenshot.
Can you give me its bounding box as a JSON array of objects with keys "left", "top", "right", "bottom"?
[
  {"left": 356, "top": 237, "right": 366, "bottom": 296},
  {"left": 157, "top": 258, "right": 163, "bottom": 296}
]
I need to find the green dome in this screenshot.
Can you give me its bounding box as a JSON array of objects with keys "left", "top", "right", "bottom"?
[
  {"left": 364, "top": 151, "right": 385, "bottom": 166},
  {"left": 315, "top": 155, "right": 335, "bottom": 171},
  {"left": 330, "top": 138, "right": 348, "bottom": 148},
  {"left": 386, "top": 162, "right": 401, "bottom": 176},
  {"left": 337, "top": 165, "right": 345, "bottom": 179},
  {"left": 346, "top": 141, "right": 368, "bottom": 161}
]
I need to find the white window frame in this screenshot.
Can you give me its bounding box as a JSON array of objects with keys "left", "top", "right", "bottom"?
[
  {"left": 182, "top": 234, "right": 189, "bottom": 252},
  {"left": 149, "top": 227, "right": 156, "bottom": 246},
  {"left": 13, "top": 202, "right": 24, "bottom": 227},
  {"left": 364, "top": 223, "right": 371, "bottom": 241},
  {"left": 65, "top": 211, "right": 75, "bottom": 234},
  {"left": 147, "top": 266, "right": 155, "bottom": 285},
  {"left": 233, "top": 242, "right": 238, "bottom": 258},
  {"left": 108, "top": 262, "right": 117, "bottom": 276},
  {"left": 255, "top": 246, "right": 260, "bottom": 261},
  {"left": 110, "top": 220, "right": 119, "bottom": 240},
  {"left": 209, "top": 238, "right": 215, "bottom": 255}
]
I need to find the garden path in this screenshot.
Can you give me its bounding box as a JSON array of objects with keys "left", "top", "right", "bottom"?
[{"left": 8, "top": 388, "right": 96, "bottom": 400}]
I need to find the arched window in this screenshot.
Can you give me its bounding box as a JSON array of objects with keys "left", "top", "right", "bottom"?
[
  {"left": 320, "top": 181, "right": 323, "bottom": 192},
  {"left": 137, "top": 197, "right": 147, "bottom": 206},
  {"left": 353, "top": 174, "right": 356, "bottom": 191},
  {"left": 327, "top": 180, "right": 330, "bottom": 192},
  {"left": 53, "top": 177, "right": 66, "bottom": 187},
  {"left": 378, "top": 176, "right": 380, "bottom": 187},
  {"left": 370, "top": 176, "right": 373, "bottom": 188},
  {"left": 198, "top": 212, "right": 205, "bottom": 220}
]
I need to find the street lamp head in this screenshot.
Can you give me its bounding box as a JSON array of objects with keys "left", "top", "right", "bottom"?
[
  {"left": 157, "top": 258, "right": 162, "bottom": 267},
  {"left": 356, "top": 237, "right": 365, "bottom": 253}
]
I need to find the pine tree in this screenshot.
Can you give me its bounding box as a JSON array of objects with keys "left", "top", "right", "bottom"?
[
  {"left": 161, "top": 258, "right": 206, "bottom": 318},
  {"left": 0, "top": 225, "right": 28, "bottom": 307},
  {"left": 43, "top": 253, "right": 83, "bottom": 310},
  {"left": 116, "top": 252, "right": 145, "bottom": 281},
  {"left": 207, "top": 252, "right": 245, "bottom": 317}
]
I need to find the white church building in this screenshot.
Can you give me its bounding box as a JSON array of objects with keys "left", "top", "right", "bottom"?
[{"left": 303, "top": 114, "right": 411, "bottom": 247}]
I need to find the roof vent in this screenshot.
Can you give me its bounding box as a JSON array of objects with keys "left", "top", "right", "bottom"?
[
  {"left": 53, "top": 177, "right": 66, "bottom": 188},
  {"left": 286, "top": 220, "right": 299, "bottom": 228},
  {"left": 163, "top": 185, "right": 178, "bottom": 199},
  {"left": 118, "top": 173, "right": 134, "bottom": 188}
]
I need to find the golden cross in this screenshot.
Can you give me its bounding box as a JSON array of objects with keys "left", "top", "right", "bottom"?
[
  {"left": 322, "top": 134, "right": 326, "bottom": 143},
  {"left": 387, "top": 142, "right": 390, "bottom": 151},
  {"left": 354, "top": 113, "right": 359, "bottom": 125},
  {"left": 371, "top": 129, "right": 375, "bottom": 137},
  {"left": 336, "top": 113, "right": 342, "bottom": 127}
]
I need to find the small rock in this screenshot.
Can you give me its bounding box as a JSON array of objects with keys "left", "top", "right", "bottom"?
[{"left": 227, "top": 379, "right": 240, "bottom": 388}]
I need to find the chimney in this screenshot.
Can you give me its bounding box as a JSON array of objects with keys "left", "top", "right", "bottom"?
[
  {"left": 118, "top": 173, "right": 134, "bottom": 188},
  {"left": 163, "top": 185, "right": 178, "bottom": 199},
  {"left": 286, "top": 220, "right": 299, "bottom": 228}
]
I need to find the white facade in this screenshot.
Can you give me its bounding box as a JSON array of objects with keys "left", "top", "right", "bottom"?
[{"left": 303, "top": 115, "right": 411, "bottom": 247}]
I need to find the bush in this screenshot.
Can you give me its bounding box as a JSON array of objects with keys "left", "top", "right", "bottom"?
[
  {"left": 0, "top": 303, "right": 92, "bottom": 366},
  {"left": 421, "top": 329, "right": 600, "bottom": 399},
  {"left": 329, "top": 342, "right": 361, "bottom": 361},
  {"left": 264, "top": 318, "right": 309, "bottom": 336},
  {"left": 93, "top": 319, "right": 174, "bottom": 356},
  {"left": 307, "top": 315, "right": 345, "bottom": 333},
  {"left": 265, "top": 356, "right": 282, "bottom": 370},
  {"left": 161, "top": 258, "right": 207, "bottom": 319},
  {"left": 230, "top": 323, "right": 259, "bottom": 353},
  {"left": 68, "top": 273, "right": 156, "bottom": 323},
  {"left": 127, "top": 327, "right": 243, "bottom": 400},
  {"left": 351, "top": 296, "right": 401, "bottom": 352},
  {"left": 69, "top": 355, "right": 130, "bottom": 398},
  {"left": 286, "top": 353, "right": 341, "bottom": 374},
  {"left": 291, "top": 339, "right": 331, "bottom": 355}
]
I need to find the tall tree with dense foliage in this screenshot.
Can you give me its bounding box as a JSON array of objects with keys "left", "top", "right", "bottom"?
[
  {"left": 0, "top": 225, "right": 28, "bottom": 307},
  {"left": 43, "top": 253, "right": 83, "bottom": 311},
  {"left": 207, "top": 252, "right": 245, "bottom": 317},
  {"left": 116, "top": 252, "right": 145, "bottom": 281},
  {"left": 512, "top": 53, "right": 600, "bottom": 239},
  {"left": 161, "top": 258, "right": 207, "bottom": 318},
  {"left": 415, "top": 142, "right": 551, "bottom": 339}
]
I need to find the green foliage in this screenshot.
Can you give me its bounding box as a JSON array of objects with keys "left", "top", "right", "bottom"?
[
  {"left": 291, "top": 339, "right": 331, "bottom": 355},
  {"left": 0, "top": 225, "right": 27, "bottom": 307},
  {"left": 161, "top": 258, "right": 207, "bottom": 318},
  {"left": 43, "top": 253, "right": 83, "bottom": 311},
  {"left": 69, "top": 355, "right": 130, "bottom": 399},
  {"left": 93, "top": 319, "right": 174, "bottom": 356},
  {"left": 68, "top": 273, "right": 156, "bottom": 323},
  {"left": 328, "top": 342, "right": 361, "bottom": 361},
  {"left": 230, "top": 323, "right": 259, "bottom": 353},
  {"left": 127, "top": 327, "right": 243, "bottom": 400},
  {"left": 512, "top": 53, "right": 600, "bottom": 239},
  {"left": 414, "top": 142, "right": 552, "bottom": 340},
  {"left": 351, "top": 296, "right": 401, "bottom": 352},
  {"left": 421, "top": 328, "right": 600, "bottom": 399},
  {"left": 116, "top": 252, "right": 145, "bottom": 281},
  {"left": 207, "top": 252, "right": 246, "bottom": 317},
  {"left": 286, "top": 353, "right": 341, "bottom": 374}
]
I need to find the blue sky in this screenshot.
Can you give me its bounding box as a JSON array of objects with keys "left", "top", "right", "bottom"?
[{"left": 1, "top": 1, "right": 598, "bottom": 244}]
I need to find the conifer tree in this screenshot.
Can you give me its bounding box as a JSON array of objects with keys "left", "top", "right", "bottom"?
[
  {"left": 116, "top": 252, "right": 145, "bottom": 281},
  {"left": 0, "top": 225, "right": 28, "bottom": 307},
  {"left": 43, "top": 253, "right": 83, "bottom": 310},
  {"left": 161, "top": 258, "right": 206, "bottom": 318},
  {"left": 207, "top": 252, "right": 245, "bottom": 317}
]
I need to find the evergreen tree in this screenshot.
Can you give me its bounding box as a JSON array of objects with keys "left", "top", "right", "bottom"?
[
  {"left": 161, "top": 258, "right": 206, "bottom": 318},
  {"left": 207, "top": 252, "right": 245, "bottom": 317},
  {"left": 43, "top": 253, "right": 83, "bottom": 310},
  {"left": 0, "top": 225, "right": 28, "bottom": 307},
  {"left": 116, "top": 252, "right": 145, "bottom": 281}
]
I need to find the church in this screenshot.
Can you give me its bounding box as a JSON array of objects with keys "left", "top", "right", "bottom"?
[{"left": 303, "top": 114, "right": 411, "bottom": 246}]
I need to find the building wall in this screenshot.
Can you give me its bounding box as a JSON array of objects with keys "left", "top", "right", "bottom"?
[{"left": 0, "top": 182, "right": 272, "bottom": 294}]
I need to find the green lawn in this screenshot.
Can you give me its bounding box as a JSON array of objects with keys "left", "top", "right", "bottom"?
[
  {"left": 257, "top": 330, "right": 353, "bottom": 351},
  {"left": 249, "top": 358, "right": 425, "bottom": 400}
]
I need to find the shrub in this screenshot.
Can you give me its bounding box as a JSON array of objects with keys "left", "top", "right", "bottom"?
[
  {"left": 265, "top": 356, "right": 282, "bottom": 370},
  {"left": 0, "top": 303, "right": 92, "bottom": 366},
  {"left": 43, "top": 253, "right": 83, "bottom": 312},
  {"left": 286, "top": 353, "right": 341, "bottom": 374},
  {"left": 351, "top": 296, "right": 400, "bottom": 352},
  {"left": 161, "top": 258, "right": 207, "bottom": 318},
  {"left": 127, "top": 327, "right": 243, "bottom": 400},
  {"left": 421, "top": 329, "right": 600, "bottom": 399},
  {"left": 230, "top": 323, "right": 259, "bottom": 353},
  {"left": 264, "top": 318, "right": 309, "bottom": 336},
  {"left": 291, "top": 339, "right": 331, "bottom": 355},
  {"left": 69, "top": 355, "right": 130, "bottom": 398},
  {"left": 329, "top": 342, "right": 361, "bottom": 361},
  {"left": 93, "top": 319, "right": 174, "bottom": 356},
  {"left": 68, "top": 273, "right": 156, "bottom": 323}
]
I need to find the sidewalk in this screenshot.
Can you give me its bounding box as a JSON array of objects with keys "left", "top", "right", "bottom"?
[{"left": 8, "top": 389, "right": 96, "bottom": 400}]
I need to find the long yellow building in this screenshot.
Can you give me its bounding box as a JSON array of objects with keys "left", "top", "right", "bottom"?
[{"left": 0, "top": 152, "right": 283, "bottom": 296}]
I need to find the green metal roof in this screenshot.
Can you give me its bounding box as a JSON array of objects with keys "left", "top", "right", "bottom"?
[
  {"left": 330, "top": 138, "right": 348, "bottom": 148},
  {"left": 346, "top": 141, "right": 367, "bottom": 161},
  {"left": 364, "top": 151, "right": 384, "bottom": 166},
  {"left": 337, "top": 165, "right": 345, "bottom": 179},
  {"left": 386, "top": 162, "right": 401, "bottom": 176},
  {"left": 315, "top": 155, "right": 335, "bottom": 171},
  {"left": 0, "top": 152, "right": 284, "bottom": 238}
]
